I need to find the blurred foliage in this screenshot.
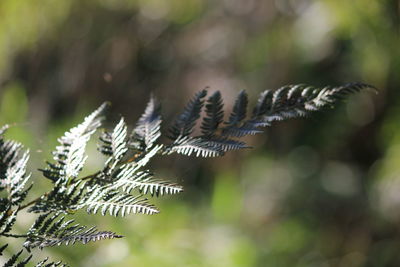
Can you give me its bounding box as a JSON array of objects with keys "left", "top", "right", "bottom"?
[{"left": 0, "top": 0, "right": 400, "bottom": 266}]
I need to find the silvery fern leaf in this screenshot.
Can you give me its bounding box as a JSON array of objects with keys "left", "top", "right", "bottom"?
[
  {"left": 0, "top": 83, "right": 374, "bottom": 266},
  {"left": 169, "top": 90, "right": 207, "bottom": 139},
  {"left": 23, "top": 214, "right": 121, "bottom": 250},
  {"left": 99, "top": 118, "right": 128, "bottom": 173},
  {"left": 132, "top": 96, "right": 162, "bottom": 149},
  {"left": 0, "top": 128, "right": 32, "bottom": 207},
  {"left": 111, "top": 167, "right": 183, "bottom": 196},
  {"left": 167, "top": 136, "right": 223, "bottom": 157},
  {"left": 252, "top": 82, "right": 376, "bottom": 124},
  {"left": 79, "top": 187, "right": 159, "bottom": 216},
  {"left": 0, "top": 140, "right": 23, "bottom": 181},
  {"left": 220, "top": 83, "right": 375, "bottom": 138},
  {"left": 40, "top": 102, "right": 108, "bottom": 184},
  {"left": 6, "top": 152, "right": 31, "bottom": 206},
  {"left": 206, "top": 138, "right": 249, "bottom": 152},
  {"left": 201, "top": 91, "right": 224, "bottom": 137}
]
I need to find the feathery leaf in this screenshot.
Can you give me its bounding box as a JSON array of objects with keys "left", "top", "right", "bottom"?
[
  {"left": 41, "top": 102, "right": 108, "bottom": 184},
  {"left": 253, "top": 82, "right": 375, "bottom": 124},
  {"left": 132, "top": 96, "right": 162, "bottom": 149},
  {"left": 99, "top": 118, "right": 128, "bottom": 174},
  {"left": 29, "top": 182, "right": 85, "bottom": 214},
  {"left": 225, "top": 90, "right": 248, "bottom": 126},
  {"left": 24, "top": 214, "right": 122, "bottom": 250},
  {"left": 168, "top": 136, "right": 223, "bottom": 157},
  {"left": 0, "top": 133, "right": 31, "bottom": 207},
  {"left": 201, "top": 91, "right": 224, "bottom": 137},
  {"left": 222, "top": 90, "right": 250, "bottom": 137},
  {"left": 169, "top": 90, "right": 207, "bottom": 139},
  {"left": 111, "top": 167, "right": 183, "bottom": 196},
  {"left": 80, "top": 187, "right": 159, "bottom": 216}
]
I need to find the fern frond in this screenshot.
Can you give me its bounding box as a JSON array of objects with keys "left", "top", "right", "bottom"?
[
  {"left": 7, "top": 153, "right": 31, "bottom": 205},
  {"left": 25, "top": 213, "right": 63, "bottom": 244},
  {"left": 0, "top": 140, "right": 23, "bottom": 181},
  {"left": 80, "top": 187, "right": 159, "bottom": 216},
  {"left": 252, "top": 90, "right": 273, "bottom": 118},
  {"left": 201, "top": 91, "right": 224, "bottom": 137},
  {"left": 29, "top": 181, "right": 85, "bottom": 214},
  {"left": 41, "top": 102, "right": 108, "bottom": 184},
  {"left": 0, "top": 131, "right": 32, "bottom": 207},
  {"left": 24, "top": 214, "right": 121, "bottom": 250},
  {"left": 225, "top": 90, "right": 248, "bottom": 127},
  {"left": 252, "top": 82, "right": 375, "bottom": 124},
  {"left": 169, "top": 90, "right": 207, "bottom": 139},
  {"left": 167, "top": 136, "right": 223, "bottom": 157},
  {"left": 0, "top": 83, "right": 373, "bottom": 266},
  {"left": 132, "top": 96, "right": 162, "bottom": 149},
  {"left": 111, "top": 167, "right": 183, "bottom": 196},
  {"left": 99, "top": 118, "right": 128, "bottom": 172},
  {"left": 218, "top": 83, "right": 375, "bottom": 138},
  {"left": 222, "top": 90, "right": 254, "bottom": 137}
]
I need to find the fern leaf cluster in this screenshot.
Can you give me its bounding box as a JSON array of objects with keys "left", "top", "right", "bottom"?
[
  {"left": 23, "top": 213, "right": 122, "bottom": 250},
  {"left": 0, "top": 128, "right": 31, "bottom": 210},
  {"left": 132, "top": 96, "right": 162, "bottom": 149},
  {"left": 1, "top": 243, "right": 65, "bottom": 266},
  {"left": 164, "top": 82, "right": 374, "bottom": 158},
  {"left": 0, "top": 82, "right": 374, "bottom": 266},
  {"left": 41, "top": 102, "right": 108, "bottom": 184}
]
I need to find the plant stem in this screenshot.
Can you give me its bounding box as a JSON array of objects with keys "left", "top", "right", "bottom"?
[
  {"left": 18, "top": 193, "right": 48, "bottom": 211},
  {"left": 1, "top": 233, "right": 28, "bottom": 238}
]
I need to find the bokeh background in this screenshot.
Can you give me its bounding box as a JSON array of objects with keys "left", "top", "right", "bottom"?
[{"left": 0, "top": 0, "right": 399, "bottom": 266}]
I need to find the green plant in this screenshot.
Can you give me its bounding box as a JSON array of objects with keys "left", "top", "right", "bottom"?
[{"left": 0, "top": 83, "right": 374, "bottom": 266}]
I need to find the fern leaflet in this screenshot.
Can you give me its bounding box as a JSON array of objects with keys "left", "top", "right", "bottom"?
[
  {"left": 132, "top": 96, "right": 162, "bottom": 149},
  {"left": 169, "top": 90, "right": 207, "bottom": 139}
]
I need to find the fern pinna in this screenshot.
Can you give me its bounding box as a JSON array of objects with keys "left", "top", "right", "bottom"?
[{"left": 0, "top": 83, "right": 374, "bottom": 266}]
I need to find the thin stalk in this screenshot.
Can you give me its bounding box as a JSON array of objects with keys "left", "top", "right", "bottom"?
[{"left": 1, "top": 233, "right": 28, "bottom": 238}]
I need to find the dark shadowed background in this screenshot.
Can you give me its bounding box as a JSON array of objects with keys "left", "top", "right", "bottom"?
[{"left": 0, "top": 0, "right": 399, "bottom": 266}]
